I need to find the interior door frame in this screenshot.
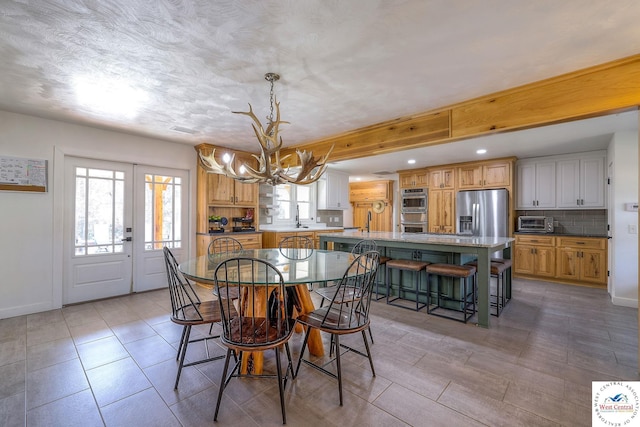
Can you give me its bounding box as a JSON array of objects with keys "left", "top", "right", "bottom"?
[{"left": 53, "top": 146, "right": 193, "bottom": 307}]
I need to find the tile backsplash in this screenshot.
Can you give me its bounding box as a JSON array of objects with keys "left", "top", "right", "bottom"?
[
  {"left": 316, "top": 210, "right": 344, "bottom": 227},
  {"left": 516, "top": 209, "right": 607, "bottom": 236}
]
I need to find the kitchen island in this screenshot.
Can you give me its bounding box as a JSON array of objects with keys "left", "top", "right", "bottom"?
[{"left": 319, "top": 230, "right": 514, "bottom": 328}]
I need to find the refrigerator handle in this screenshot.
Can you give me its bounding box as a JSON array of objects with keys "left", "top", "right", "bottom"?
[{"left": 473, "top": 203, "right": 478, "bottom": 235}]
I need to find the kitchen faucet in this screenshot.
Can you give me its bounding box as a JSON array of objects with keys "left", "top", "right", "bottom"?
[
  {"left": 366, "top": 210, "right": 372, "bottom": 233},
  {"left": 295, "top": 204, "right": 301, "bottom": 228}
]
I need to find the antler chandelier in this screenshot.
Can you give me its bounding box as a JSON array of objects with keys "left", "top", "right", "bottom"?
[{"left": 199, "top": 73, "right": 333, "bottom": 186}]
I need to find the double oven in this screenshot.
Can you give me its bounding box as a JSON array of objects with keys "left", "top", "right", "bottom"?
[{"left": 401, "top": 188, "right": 428, "bottom": 233}]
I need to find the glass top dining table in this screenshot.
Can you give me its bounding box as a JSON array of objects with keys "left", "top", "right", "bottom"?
[
  {"left": 178, "top": 248, "right": 357, "bottom": 286},
  {"left": 178, "top": 248, "right": 359, "bottom": 371}
]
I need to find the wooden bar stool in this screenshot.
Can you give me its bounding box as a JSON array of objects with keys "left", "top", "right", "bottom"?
[
  {"left": 426, "top": 263, "right": 476, "bottom": 323},
  {"left": 385, "top": 259, "right": 430, "bottom": 311},
  {"left": 466, "top": 258, "right": 512, "bottom": 317}
]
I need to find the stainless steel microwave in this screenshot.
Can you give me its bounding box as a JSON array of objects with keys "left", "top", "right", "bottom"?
[
  {"left": 517, "top": 216, "right": 554, "bottom": 233},
  {"left": 401, "top": 188, "right": 427, "bottom": 213}
]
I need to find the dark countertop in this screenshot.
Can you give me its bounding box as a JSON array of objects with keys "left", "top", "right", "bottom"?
[{"left": 513, "top": 231, "right": 608, "bottom": 238}]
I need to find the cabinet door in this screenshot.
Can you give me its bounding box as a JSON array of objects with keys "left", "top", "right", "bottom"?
[
  {"left": 208, "top": 173, "right": 234, "bottom": 205},
  {"left": 457, "top": 165, "right": 482, "bottom": 189},
  {"left": 535, "top": 161, "right": 556, "bottom": 208},
  {"left": 580, "top": 249, "right": 607, "bottom": 284},
  {"left": 516, "top": 162, "right": 537, "bottom": 209},
  {"left": 556, "top": 248, "right": 578, "bottom": 280},
  {"left": 441, "top": 189, "right": 455, "bottom": 230},
  {"left": 322, "top": 170, "right": 349, "bottom": 209},
  {"left": 535, "top": 246, "right": 556, "bottom": 277},
  {"left": 556, "top": 158, "right": 581, "bottom": 208},
  {"left": 233, "top": 153, "right": 257, "bottom": 205},
  {"left": 514, "top": 245, "right": 535, "bottom": 275},
  {"left": 399, "top": 173, "right": 416, "bottom": 189},
  {"left": 580, "top": 155, "right": 605, "bottom": 208},
  {"left": 429, "top": 168, "right": 455, "bottom": 189},
  {"left": 483, "top": 163, "right": 510, "bottom": 188},
  {"left": 427, "top": 190, "right": 442, "bottom": 230}
]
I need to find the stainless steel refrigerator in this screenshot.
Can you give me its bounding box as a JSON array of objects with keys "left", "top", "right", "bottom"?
[{"left": 456, "top": 189, "right": 509, "bottom": 237}]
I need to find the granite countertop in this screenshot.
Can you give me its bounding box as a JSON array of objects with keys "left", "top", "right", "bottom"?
[
  {"left": 321, "top": 230, "right": 514, "bottom": 248},
  {"left": 259, "top": 225, "right": 344, "bottom": 232},
  {"left": 513, "top": 231, "right": 608, "bottom": 238}
]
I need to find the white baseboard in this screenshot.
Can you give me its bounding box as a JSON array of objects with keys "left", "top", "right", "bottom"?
[
  {"left": 0, "top": 301, "right": 58, "bottom": 320},
  {"left": 611, "top": 295, "right": 638, "bottom": 308}
]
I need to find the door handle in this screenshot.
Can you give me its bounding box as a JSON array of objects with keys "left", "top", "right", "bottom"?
[{"left": 121, "top": 237, "right": 132, "bottom": 242}]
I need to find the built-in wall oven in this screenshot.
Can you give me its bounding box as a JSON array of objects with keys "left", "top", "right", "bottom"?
[{"left": 401, "top": 188, "right": 428, "bottom": 233}]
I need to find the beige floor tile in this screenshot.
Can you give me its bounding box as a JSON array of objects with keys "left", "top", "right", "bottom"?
[
  {"left": 0, "top": 316, "right": 26, "bottom": 342},
  {"left": 26, "top": 337, "right": 77, "bottom": 372},
  {"left": 26, "top": 358, "right": 89, "bottom": 410},
  {"left": 85, "top": 357, "right": 152, "bottom": 407},
  {"left": 68, "top": 318, "right": 114, "bottom": 346},
  {"left": 76, "top": 336, "right": 129, "bottom": 370},
  {"left": 123, "top": 334, "right": 177, "bottom": 369},
  {"left": 438, "top": 382, "right": 559, "bottom": 427},
  {"left": 26, "top": 389, "right": 103, "bottom": 427},
  {"left": 170, "top": 388, "right": 260, "bottom": 427},
  {"left": 0, "top": 392, "right": 25, "bottom": 427},
  {"left": 25, "top": 320, "right": 70, "bottom": 347},
  {"left": 0, "top": 336, "right": 26, "bottom": 367},
  {"left": 111, "top": 319, "right": 158, "bottom": 344},
  {"left": 373, "top": 383, "right": 484, "bottom": 426},
  {"left": 143, "top": 358, "right": 215, "bottom": 406},
  {"left": 101, "top": 388, "right": 180, "bottom": 427},
  {"left": 0, "top": 361, "right": 25, "bottom": 400}
]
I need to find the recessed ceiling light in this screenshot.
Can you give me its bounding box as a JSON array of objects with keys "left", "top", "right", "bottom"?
[
  {"left": 476, "top": 149, "right": 487, "bottom": 154},
  {"left": 407, "top": 159, "right": 416, "bottom": 164}
]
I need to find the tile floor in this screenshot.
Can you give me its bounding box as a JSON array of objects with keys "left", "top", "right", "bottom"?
[{"left": 1, "top": 278, "right": 638, "bottom": 426}]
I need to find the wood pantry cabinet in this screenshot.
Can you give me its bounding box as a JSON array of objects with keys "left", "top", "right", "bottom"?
[
  {"left": 427, "top": 167, "right": 455, "bottom": 233},
  {"left": 555, "top": 236, "right": 607, "bottom": 285},
  {"left": 428, "top": 188, "right": 455, "bottom": 233},
  {"left": 457, "top": 160, "right": 511, "bottom": 190},
  {"left": 399, "top": 169, "right": 428, "bottom": 189}
]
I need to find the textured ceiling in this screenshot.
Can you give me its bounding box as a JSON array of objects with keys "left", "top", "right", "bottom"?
[{"left": 1, "top": 0, "right": 640, "bottom": 173}]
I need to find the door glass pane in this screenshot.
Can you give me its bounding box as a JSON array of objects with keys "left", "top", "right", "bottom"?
[
  {"left": 74, "top": 166, "right": 124, "bottom": 255},
  {"left": 144, "top": 174, "right": 182, "bottom": 250}
]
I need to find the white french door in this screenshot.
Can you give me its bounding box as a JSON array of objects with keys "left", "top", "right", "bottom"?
[
  {"left": 64, "top": 157, "right": 188, "bottom": 304},
  {"left": 133, "top": 165, "right": 188, "bottom": 292}
]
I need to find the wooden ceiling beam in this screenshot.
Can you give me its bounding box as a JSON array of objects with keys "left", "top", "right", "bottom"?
[{"left": 281, "top": 53, "right": 640, "bottom": 165}]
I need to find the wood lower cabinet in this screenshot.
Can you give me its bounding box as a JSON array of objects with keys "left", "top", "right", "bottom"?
[
  {"left": 514, "top": 234, "right": 607, "bottom": 286},
  {"left": 196, "top": 232, "right": 263, "bottom": 255},
  {"left": 514, "top": 235, "right": 556, "bottom": 278},
  {"left": 555, "top": 237, "right": 607, "bottom": 285},
  {"left": 262, "top": 230, "right": 341, "bottom": 249}
]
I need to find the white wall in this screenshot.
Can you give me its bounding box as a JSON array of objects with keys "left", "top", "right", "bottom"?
[
  {"left": 608, "top": 129, "right": 639, "bottom": 307},
  {"left": 0, "top": 111, "right": 198, "bottom": 319}
]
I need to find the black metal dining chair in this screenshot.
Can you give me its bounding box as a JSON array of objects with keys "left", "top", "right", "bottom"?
[
  {"left": 213, "top": 257, "right": 297, "bottom": 424},
  {"left": 279, "top": 235, "right": 314, "bottom": 249},
  {"left": 315, "top": 239, "right": 379, "bottom": 343},
  {"left": 294, "top": 250, "right": 380, "bottom": 406},
  {"left": 162, "top": 247, "right": 225, "bottom": 389}
]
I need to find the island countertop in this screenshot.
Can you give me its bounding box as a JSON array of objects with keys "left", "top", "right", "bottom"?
[{"left": 319, "top": 230, "right": 514, "bottom": 248}]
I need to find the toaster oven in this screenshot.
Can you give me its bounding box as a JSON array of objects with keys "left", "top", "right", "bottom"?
[{"left": 517, "top": 216, "right": 554, "bottom": 233}]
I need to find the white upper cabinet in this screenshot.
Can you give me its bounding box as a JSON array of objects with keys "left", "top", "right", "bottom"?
[
  {"left": 317, "top": 169, "right": 350, "bottom": 210},
  {"left": 516, "top": 159, "right": 556, "bottom": 209},
  {"left": 557, "top": 152, "right": 606, "bottom": 208}
]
